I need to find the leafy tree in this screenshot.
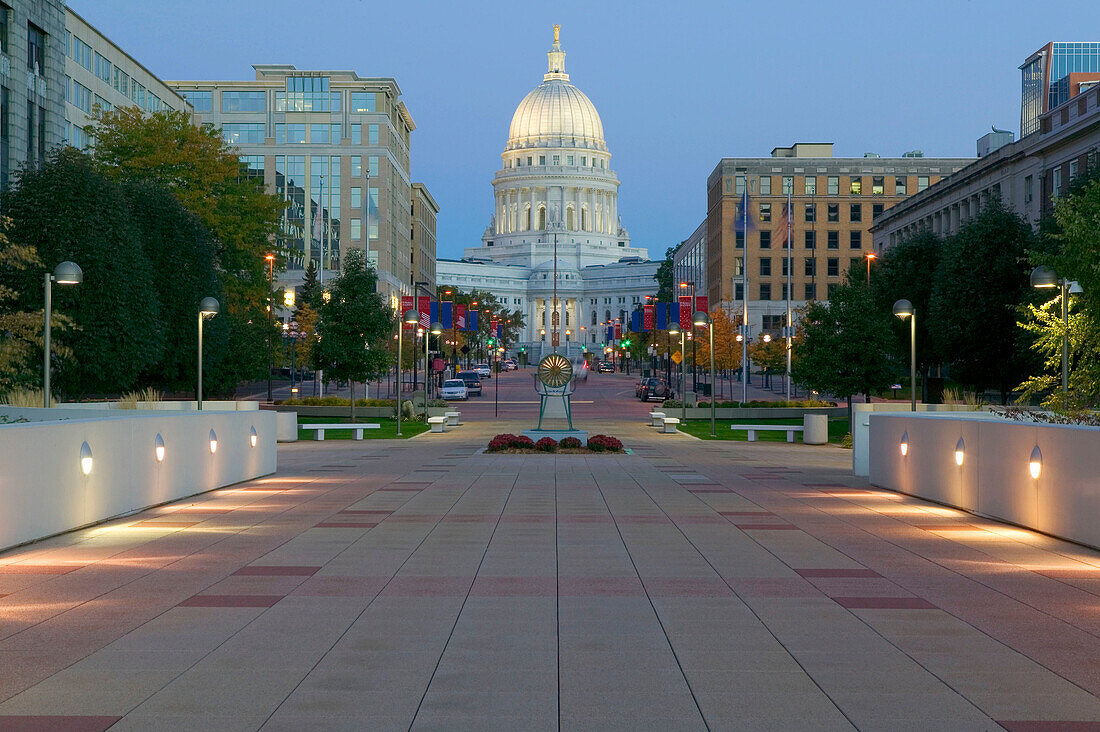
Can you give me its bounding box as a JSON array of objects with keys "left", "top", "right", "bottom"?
[
  {"left": 2, "top": 148, "right": 163, "bottom": 397},
  {"left": 929, "top": 200, "right": 1036, "bottom": 402},
  {"left": 299, "top": 259, "right": 322, "bottom": 310},
  {"left": 312, "top": 250, "right": 394, "bottom": 418},
  {"left": 792, "top": 279, "right": 895, "bottom": 424},
  {"left": 748, "top": 334, "right": 786, "bottom": 372},
  {"left": 293, "top": 302, "right": 318, "bottom": 369},
  {"left": 711, "top": 307, "right": 744, "bottom": 372},
  {"left": 653, "top": 244, "right": 680, "bottom": 304}
]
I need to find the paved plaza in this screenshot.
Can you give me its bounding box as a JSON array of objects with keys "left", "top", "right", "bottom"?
[{"left": 1, "top": 385, "right": 1100, "bottom": 730}]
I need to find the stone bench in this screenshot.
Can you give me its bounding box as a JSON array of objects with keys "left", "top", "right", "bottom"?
[
  {"left": 731, "top": 424, "right": 804, "bottom": 442},
  {"left": 300, "top": 423, "right": 380, "bottom": 441},
  {"left": 428, "top": 416, "right": 447, "bottom": 433},
  {"left": 445, "top": 411, "right": 461, "bottom": 427},
  {"left": 649, "top": 411, "right": 666, "bottom": 427},
  {"left": 661, "top": 417, "right": 680, "bottom": 434}
]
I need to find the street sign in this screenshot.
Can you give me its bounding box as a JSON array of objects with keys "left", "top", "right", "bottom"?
[{"left": 672, "top": 351, "right": 683, "bottom": 364}]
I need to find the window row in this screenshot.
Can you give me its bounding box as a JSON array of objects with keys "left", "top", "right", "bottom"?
[
  {"left": 733, "top": 281, "right": 847, "bottom": 302},
  {"left": 737, "top": 230, "right": 865, "bottom": 249},
  {"left": 506, "top": 154, "right": 606, "bottom": 169},
  {"left": 755, "top": 256, "right": 869, "bottom": 278},
  {"left": 732, "top": 174, "right": 932, "bottom": 197},
  {"left": 272, "top": 122, "right": 379, "bottom": 145},
  {"left": 758, "top": 202, "right": 886, "bottom": 224}
]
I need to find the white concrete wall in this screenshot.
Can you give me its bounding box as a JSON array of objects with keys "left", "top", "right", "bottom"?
[
  {"left": 852, "top": 403, "right": 990, "bottom": 477},
  {"left": 868, "top": 413, "right": 1100, "bottom": 550},
  {"left": 0, "top": 408, "right": 276, "bottom": 551},
  {"left": 58, "top": 401, "right": 259, "bottom": 411}
]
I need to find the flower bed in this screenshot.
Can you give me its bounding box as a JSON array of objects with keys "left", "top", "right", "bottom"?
[{"left": 485, "top": 434, "right": 625, "bottom": 454}]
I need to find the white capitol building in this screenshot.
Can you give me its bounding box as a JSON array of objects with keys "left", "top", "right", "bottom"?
[{"left": 436, "top": 26, "right": 659, "bottom": 358}]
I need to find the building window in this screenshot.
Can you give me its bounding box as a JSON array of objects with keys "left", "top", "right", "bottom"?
[
  {"left": 1070, "top": 159, "right": 1079, "bottom": 181},
  {"left": 804, "top": 203, "right": 815, "bottom": 222},
  {"left": 276, "top": 123, "right": 306, "bottom": 144},
  {"left": 760, "top": 257, "right": 771, "bottom": 276},
  {"left": 350, "top": 91, "right": 375, "bottom": 113},
  {"left": 760, "top": 283, "right": 771, "bottom": 301},
  {"left": 758, "top": 230, "right": 771, "bottom": 249},
  {"left": 782, "top": 176, "right": 793, "bottom": 194},
  {"left": 0, "top": 7, "right": 7, "bottom": 55},
  {"left": 872, "top": 203, "right": 884, "bottom": 219},
  {"left": 71, "top": 35, "right": 91, "bottom": 71},
  {"left": 567, "top": 155, "right": 573, "bottom": 165},
  {"left": 735, "top": 282, "right": 744, "bottom": 300},
  {"left": 222, "top": 123, "right": 265, "bottom": 145},
  {"left": 351, "top": 187, "right": 361, "bottom": 209},
  {"left": 827, "top": 203, "right": 839, "bottom": 222},
  {"left": 849, "top": 177, "right": 862, "bottom": 195},
  {"left": 759, "top": 175, "right": 771, "bottom": 195},
  {"left": 850, "top": 204, "right": 862, "bottom": 222},
  {"left": 827, "top": 231, "right": 839, "bottom": 249},
  {"left": 27, "top": 23, "right": 45, "bottom": 74},
  {"left": 310, "top": 123, "right": 330, "bottom": 144},
  {"left": 368, "top": 124, "right": 379, "bottom": 144},
  {"left": 827, "top": 176, "right": 839, "bottom": 195},
  {"left": 735, "top": 231, "right": 744, "bottom": 249},
  {"left": 351, "top": 219, "right": 361, "bottom": 240},
  {"left": 804, "top": 258, "right": 816, "bottom": 277},
  {"left": 828, "top": 283, "right": 839, "bottom": 298},
  {"left": 71, "top": 81, "right": 92, "bottom": 113},
  {"left": 351, "top": 155, "right": 361, "bottom": 176},
  {"left": 804, "top": 230, "right": 816, "bottom": 249},
  {"left": 222, "top": 91, "right": 266, "bottom": 112},
  {"left": 350, "top": 124, "right": 361, "bottom": 144},
  {"left": 827, "top": 258, "right": 839, "bottom": 277},
  {"left": 281, "top": 76, "right": 331, "bottom": 111},
  {"left": 1052, "top": 168, "right": 1062, "bottom": 198},
  {"left": 179, "top": 90, "right": 212, "bottom": 112},
  {"left": 94, "top": 53, "right": 111, "bottom": 82},
  {"left": 781, "top": 257, "right": 789, "bottom": 277},
  {"left": 735, "top": 175, "right": 745, "bottom": 194},
  {"left": 804, "top": 176, "right": 816, "bottom": 195},
  {"left": 1024, "top": 175, "right": 1033, "bottom": 203},
  {"left": 917, "top": 176, "right": 929, "bottom": 192},
  {"left": 804, "top": 283, "right": 815, "bottom": 300},
  {"left": 369, "top": 156, "right": 379, "bottom": 176},
  {"left": 895, "top": 176, "right": 907, "bottom": 195},
  {"left": 759, "top": 203, "right": 771, "bottom": 222},
  {"left": 872, "top": 176, "right": 884, "bottom": 195},
  {"left": 850, "top": 231, "right": 862, "bottom": 249},
  {"left": 331, "top": 123, "right": 341, "bottom": 141}
]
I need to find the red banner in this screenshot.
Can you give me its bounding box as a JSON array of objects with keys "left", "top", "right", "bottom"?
[
  {"left": 679, "top": 295, "right": 693, "bottom": 329},
  {"left": 400, "top": 296, "right": 415, "bottom": 330},
  {"left": 455, "top": 304, "right": 466, "bottom": 330},
  {"left": 614, "top": 322, "right": 622, "bottom": 339},
  {"left": 643, "top": 303, "right": 654, "bottom": 331},
  {"left": 695, "top": 296, "right": 709, "bottom": 318},
  {"left": 417, "top": 296, "right": 431, "bottom": 330}
]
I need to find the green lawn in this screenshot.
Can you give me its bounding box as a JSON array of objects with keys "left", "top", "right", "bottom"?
[
  {"left": 678, "top": 417, "right": 849, "bottom": 444},
  {"left": 296, "top": 416, "right": 430, "bottom": 440}
]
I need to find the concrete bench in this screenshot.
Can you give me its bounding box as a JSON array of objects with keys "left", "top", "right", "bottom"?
[
  {"left": 649, "top": 411, "right": 666, "bottom": 427},
  {"left": 428, "top": 416, "right": 447, "bottom": 433},
  {"left": 300, "top": 423, "right": 380, "bottom": 441},
  {"left": 445, "top": 411, "right": 461, "bottom": 427},
  {"left": 731, "top": 424, "right": 804, "bottom": 442},
  {"left": 661, "top": 417, "right": 680, "bottom": 434}
]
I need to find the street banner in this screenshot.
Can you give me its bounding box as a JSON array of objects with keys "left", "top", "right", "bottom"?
[
  {"left": 497, "top": 322, "right": 503, "bottom": 339},
  {"left": 456, "top": 304, "right": 466, "bottom": 330},
  {"left": 430, "top": 301, "right": 453, "bottom": 329},
  {"left": 417, "top": 296, "right": 431, "bottom": 329},
  {"left": 655, "top": 302, "right": 668, "bottom": 330},
  {"left": 400, "top": 296, "right": 415, "bottom": 330},
  {"left": 466, "top": 310, "right": 478, "bottom": 332},
  {"left": 695, "top": 296, "right": 709, "bottom": 315},
  {"left": 605, "top": 325, "right": 614, "bottom": 342},
  {"left": 614, "top": 322, "right": 622, "bottom": 339},
  {"left": 679, "top": 295, "right": 693, "bottom": 329},
  {"left": 643, "top": 303, "right": 654, "bottom": 331},
  {"left": 630, "top": 310, "right": 641, "bottom": 333}
]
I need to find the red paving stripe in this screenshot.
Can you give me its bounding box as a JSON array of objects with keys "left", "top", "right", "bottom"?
[
  {"left": 178, "top": 595, "right": 284, "bottom": 608},
  {"left": 314, "top": 522, "right": 378, "bottom": 529},
  {"left": 920, "top": 524, "right": 983, "bottom": 531},
  {"left": 0, "top": 716, "right": 122, "bottom": 731},
  {"left": 442, "top": 514, "right": 497, "bottom": 523},
  {"left": 381, "top": 576, "right": 471, "bottom": 597},
  {"left": 131, "top": 521, "right": 199, "bottom": 528},
  {"left": 688, "top": 488, "right": 734, "bottom": 493},
  {"left": 500, "top": 515, "right": 555, "bottom": 523},
  {"left": 997, "top": 723, "right": 1100, "bottom": 731},
  {"left": 339, "top": 509, "right": 393, "bottom": 515},
  {"left": 834, "top": 596, "right": 937, "bottom": 610},
  {"left": 727, "top": 577, "right": 821, "bottom": 598},
  {"left": 671, "top": 515, "right": 728, "bottom": 524},
  {"left": 379, "top": 487, "right": 425, "bottom": 492},
  {"left": 802, "top": 483, "right": 852, "bottom": 487},
  {"left": 233, "top": 566, "right": 321, "bottom": 576},
  {"left": 0, "top": 565, "right": 83, "bottom": 575},
  {"left": 292, "top": 576, "right": 388, "bottom": 597},
  {"left": 170, "top": 507, "right": 234, "bottom": 514},
  {"left": 559, "top": 515, "right": 614, "bottom": 524},
  {"left": 559, "top": 577, "right": 645, "bottom": 597},
  {"left": 734, "top": 524, "right": 799, "bottom": 530},
  {"left": 795, "top": 568, "right": 882, "bottom": 578},
  {"left": 470, "top": 576, "right": 556, "bottom": 597},
  {"left": 719, "top": 511, "right": 774, "bottom": 516},
  {"left": 617, "top": 514, "right": 671, "bottom": 524},
  {"left": 644, "top": 577, "right": 734, "bottom": 598}
]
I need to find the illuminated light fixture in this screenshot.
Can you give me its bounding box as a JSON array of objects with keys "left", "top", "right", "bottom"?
[
  {"left": 1029, "top": 446, "right": 1042, "bottom": 480},
  {"left": 154, "top": 433, "right": 166, "bottom": 463},
  {"left": 79, "top": 441, "right": 93, "bottom": 475},
  {"left": 954, "top": 438, "right": 965, "bottom": 466},
  {"left": 209, "top": 429, "right": 218, "bottom": 455},
  {"left": 249, "top": 426, "right": 258, "bottom": 448},
  {"left": 899, "top": 431, "right": 909, "bottom": 457}
]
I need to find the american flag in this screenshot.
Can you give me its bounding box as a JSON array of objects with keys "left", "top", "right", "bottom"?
[
  {"left": 778, "top": 194, "right": 792, "bottom": 248},
  {"left": 312, "top": 202, "right": 323, "bottom": 243}
]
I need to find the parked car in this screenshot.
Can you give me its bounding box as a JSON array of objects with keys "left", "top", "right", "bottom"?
[
  {"left": 440, "top": 379, "right": 469, "bottom": 400},
  {"left": 456, "top": 371, "right": 483, "bottom": 396},
  {"left": 597, "top": 361, "right": 615, "bottom": 373},
  {"left": 639, "top": 377, "right": 673, "bottom": 402},
  {"left": 474, "top": 363, "right": 492, "bottom": 378},
  {"left": 501, "top": 359, "right": 518, "bottom": 371}
]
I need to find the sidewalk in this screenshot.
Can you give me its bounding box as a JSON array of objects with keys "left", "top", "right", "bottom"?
[{"left": 0, "top": 421, "right": 1098, "bottom": 729}]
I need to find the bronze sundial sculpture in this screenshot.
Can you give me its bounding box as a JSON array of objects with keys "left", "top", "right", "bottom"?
[{"left": 534, "top": 353, "right": 575, "bottom": 430}]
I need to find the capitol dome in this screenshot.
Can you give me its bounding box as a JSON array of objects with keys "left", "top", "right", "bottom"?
[{"left": 505, "top": 28, "right": 607, "bottom": 152}]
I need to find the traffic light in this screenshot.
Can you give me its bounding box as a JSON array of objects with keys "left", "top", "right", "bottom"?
[
  {"left": 622, "top": 339, "right": 631, "bottom": 348},
  {"left": 519, "top": 346, "right": 526, "bottom": 352}
]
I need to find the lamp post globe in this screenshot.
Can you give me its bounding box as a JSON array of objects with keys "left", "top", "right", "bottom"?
[
  {"left": 53, "top": 261, "right": 83, "bottom": 285},
  {"left": 1029, "top": 265, "right": 1058, "bottom": 289},
  {"left": 692, "top": 311, "right": 709, "bottom": 327},
  {"left": 199, "top": 297, "right": 220, "bottom": 317},
  {"left": 892, "top": 299, "right": 914, "bottom": 318},
  {"left": 403, "top": 309, "right": 419, "bottom": 325}
]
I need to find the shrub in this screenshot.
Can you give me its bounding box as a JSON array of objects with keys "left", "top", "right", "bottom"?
[
  {"left": 511, "top": 435, "right": 535, "bottom": 449},
  {"left": 1, "top": 388, "right": 53, "bottom": 407},
  {"left": 840, "top": 433, "right": 853, "bottom": 449},
  {"left": 536, "top": 437, "right": 557, "bottom": 452},
  {"left": 559, "top": 436, "right": 582, "bottom": 449},
  {"left": 587, "top": 434, "right": 624, "bottom": 452},
  {"left": 401, "top": 400, "right": 416, "bottom": 420},
  {"left": 487, "top": 433, "right": 516, "bottom": 452},
  {"left": 279, "top": 396, "right": 397, "bottom": 407}
]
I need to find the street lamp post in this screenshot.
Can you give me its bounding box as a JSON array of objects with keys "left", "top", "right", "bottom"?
[
  {"left": 399, "top": 309, "right": 419, "bottom": 437},
  {"left": 669, "top": 322, "right": 685, "bottom": 423},
  {"left": 265, "top": 253, "right": 275, "bottom": 402},
  {"left": 694, "top": 311, "right": 715, "bottom": 437},
  {"left": 865, "top": 252, "right": 876, "bottom": 286},
  {"left": 429, "top": 320, "right": 444, "bottom": 397},
  {"left": 197, "top": 297, "right": 220, "bottom": 411},
  {"left": 42, "top": 261, "right": 82, "bottom": 407},
  {"left": 1031, "top": 265, "right": 1082, "bottom": 410},
  {"left": 892, "top": 299, "right": 916, "bottom": 411}
]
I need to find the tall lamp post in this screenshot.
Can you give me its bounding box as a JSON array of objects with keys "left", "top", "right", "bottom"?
[
  {"left": 197, "top": 297, "right": 220, "bottom": 411},
  {"left": 429, "top": 320, "right": 444, "bottom": 396},
  {"left": 694, "top": 311, "right": 715, "bottom": 437},
  {"left": 42, "top": 261, "right": 82, "bottom": 407},
  {"left": 669, "top": 322, "right": 685, "bottom": 423},
  {"left": 265, "top": 253, "right": 275, "bottom": 402},
  {"left": 1031, "top": 265, "right": 1082, "bottom": 410},
  {"left": 892, "top": 299, "right": 916, "bottom": 411},
  {"left": 398, "top": 309, "right": 419, "bottom": 437},
  {"left": 865, "top": 252, "right": 876, "bottom": 286}
]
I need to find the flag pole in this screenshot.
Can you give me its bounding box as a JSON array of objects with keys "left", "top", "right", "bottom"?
[
  {"left": 786, "top": 188, "right": 792, "bottom": 401},
  {"left": 741, "top": 187, "right": 749, "bottom": 405},
  {"left": 318, "top": 173, "right": 325, "bottom": 398}
]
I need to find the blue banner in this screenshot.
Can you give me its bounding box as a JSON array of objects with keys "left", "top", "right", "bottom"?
[
  {"left": 429, "top": 301, "right": 453, "bottom": 329},
  {"left": 631, "top": 310, "right": 642, "bottom": 333}
]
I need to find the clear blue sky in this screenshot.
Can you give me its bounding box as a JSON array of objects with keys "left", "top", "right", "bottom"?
[{"left": 77, "top": 0, "right": 1100, "bottom": 261}]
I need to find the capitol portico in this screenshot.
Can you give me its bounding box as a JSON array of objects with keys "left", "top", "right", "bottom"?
[{"left": 437, "top": 26, "right": 659, "bottom": 358}]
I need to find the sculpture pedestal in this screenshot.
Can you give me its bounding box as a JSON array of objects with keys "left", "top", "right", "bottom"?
[{"left": 522, "top": 428, "right": 588, "bottom": 443}]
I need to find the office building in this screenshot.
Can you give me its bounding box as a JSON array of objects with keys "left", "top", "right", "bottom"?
[
  {"left": 673, "top": 220, "right": 706, "bottom": 297},
  {"left": 411, "top": 182, "right": 438, "bottom": 291},
  {"left": 705, "top": 144, "right": 970, "bottom": 335},
  {"left": 166, "top": 65, "right": 418, "bottom": 304},
  {"left": 1020, "top": 42, "right": 1100, "bottom": 137}
]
